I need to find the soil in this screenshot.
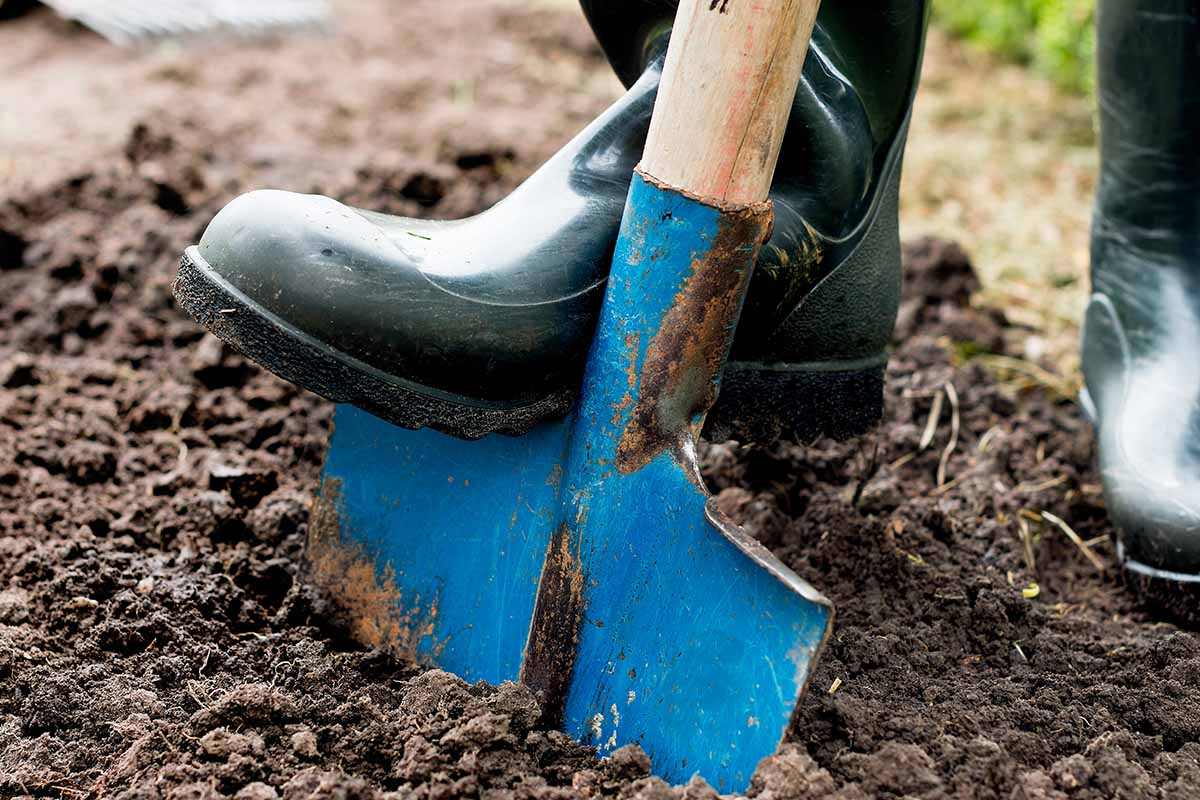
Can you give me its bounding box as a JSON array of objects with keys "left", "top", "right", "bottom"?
[{"left": 2, "top": 1, "right": 1199, "bottom": 798}]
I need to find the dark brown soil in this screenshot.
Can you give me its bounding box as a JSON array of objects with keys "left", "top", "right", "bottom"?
[{"left": 2, "top": 2, "right": 1199, "bottom": 798}]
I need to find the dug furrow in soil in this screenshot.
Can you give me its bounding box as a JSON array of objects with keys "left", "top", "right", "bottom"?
[{"left": 1, "top": 2, "right": 1199, "bottom": 798}]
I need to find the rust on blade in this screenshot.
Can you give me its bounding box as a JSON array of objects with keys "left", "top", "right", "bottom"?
[
  {"left": 520, "top": 522, "right": 586, "bottom": 724},
  {"left": 616, "top": 201, "right": 773, "bottom": 474},
  {"left": 308, "top": 477, "right": 446, "bottom": 661}
]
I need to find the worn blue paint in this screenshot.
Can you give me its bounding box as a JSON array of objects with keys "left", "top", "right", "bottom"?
[
  {"left": 319, "top": 173, "right": 833, "bottom": 792},
  {"left": 321, "top": 408, "right": 571, "bottom": 683}
]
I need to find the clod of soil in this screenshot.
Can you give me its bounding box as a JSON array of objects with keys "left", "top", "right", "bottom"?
[{"left": 3, "top": 2, "right": 1199, "bottom": 799}]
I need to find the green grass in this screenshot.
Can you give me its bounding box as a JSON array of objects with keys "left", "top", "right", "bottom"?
[{"left": 934, "top": 0, "right": 1095, "bottom": 94}]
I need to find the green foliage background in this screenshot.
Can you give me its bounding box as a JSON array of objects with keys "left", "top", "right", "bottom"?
[{"left": 934, "top": 0, "right": 1095, "bottom": 94}]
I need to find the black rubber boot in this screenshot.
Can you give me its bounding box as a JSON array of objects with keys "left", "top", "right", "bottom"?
[
  {"left": 1083, "top": 0, "right": 1200, "bottom": 620},
  {"left": 174, "top": 1, "right": 929, "bottom": 442}
]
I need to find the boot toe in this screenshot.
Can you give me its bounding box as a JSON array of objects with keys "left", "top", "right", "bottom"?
[
  {"left": 1108, "top": 470, "right": 1200, "bottom": 623},
  {"left": 193, "top": 188, "right": 446, "bottom": 378},
  {"left": 1103, "top": 460, "right": 1200, "bottom": 579},
  {"left": 180, "top": 187, "right": 588, "bottom": 421},
  {"left": 1085, "top": 292, "right": 1200, "bottom": 584},
  {"left": 197, "top": 189, "right": 393, "bottom": 318},
  {"left": 1094, "top": 379, "right": 1200, "bottom": 583},
  {"left": 1094, "top": 383, "right": 1200, "bottom": 624}
]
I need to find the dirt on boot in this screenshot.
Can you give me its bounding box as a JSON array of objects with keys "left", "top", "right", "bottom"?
[{"left": 2, "top": 2, "right": 1199, "bottom": 799}]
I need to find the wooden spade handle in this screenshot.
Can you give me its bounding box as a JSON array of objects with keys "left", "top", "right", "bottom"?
[{"left": 640, "top": 0, "right": 821, "bottom": 207}]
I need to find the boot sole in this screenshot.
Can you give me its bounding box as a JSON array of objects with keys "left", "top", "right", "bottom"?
[
  {"left": 175, "top": 247, "right": 884, "bottom": 443},
  {"left": 174, "top": 247, "right": 575, "bottom": 440}
]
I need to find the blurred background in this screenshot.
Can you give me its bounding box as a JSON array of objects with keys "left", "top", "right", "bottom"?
[
  {"left": 0, "top": 0, "right": 1100, "bottom": 386},
  {"left": 938, "top": 0, "right": 1095, "bottom": 93},
  {"left": 914, "top": 0, "right": 1095, "bottom": 377}
]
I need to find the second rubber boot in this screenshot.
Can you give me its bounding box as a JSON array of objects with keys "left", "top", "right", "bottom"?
[
  {"left": 174, "top": 0, "right": 929, "bottom": 442},
  {"left": 1082, "top": 0, "right": 1200, "bottom": 620}
]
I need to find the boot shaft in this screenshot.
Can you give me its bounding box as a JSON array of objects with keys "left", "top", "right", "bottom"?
[{"left": 1094, "top": 0, "right": 1200, "bottom": 266}]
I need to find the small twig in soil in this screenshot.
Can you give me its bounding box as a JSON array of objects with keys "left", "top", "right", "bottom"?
[
  {"left": 185, "top": 679, "right": 213, "bottom": 709},
  {"left": 976, "top": 353, "right": 1079, "bottom": 400},
  {"left": 930, "top": 474, "right": 964, "bottom": 497},
  {"left": 198, "top": 645, "right": 212, "bottom": 676},
  {"left": 936, "top": 382, "right": 960, "bottom": 488},
  {"left": 156, "top": 727, "right": 179, "bottom": 753},
  {"left": 977, "top": 425, "right": 1003, "bottom": 453},
  {"left": 1041, "top": 510, "right": 1107, "bottom": 573},
  {"left": 918, "top": 389, "right": 945, "bottom": 452},
  {"left": 1016, "top": 474, "right": 1069, "bottom": 494},
  {"left": 902, "top": 386, "right": 946, "bottom": 399},
  {"left": 851, "top": 437, "right": 882, "bottom": 508},
  {"left": 1046, "top": 601, "right": 1078, "bottom": 618},
  {"left": 1018, "top": 516, "right": 1038, "bottom": 574}
]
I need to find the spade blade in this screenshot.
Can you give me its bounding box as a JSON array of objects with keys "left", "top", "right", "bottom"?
[{"left": 309, "top": 174, "right": 833, "bottom": 792}]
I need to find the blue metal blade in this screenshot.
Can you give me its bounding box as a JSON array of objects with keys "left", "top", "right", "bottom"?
[
  {"left": 551, "top": 174, "right": 832, "bottom": 790},
  {"left": 315, "top": 407, "right": 570, "bottom": 684},
  {"left": 558, "top": 453, "right": 831, "bottom": 791}
]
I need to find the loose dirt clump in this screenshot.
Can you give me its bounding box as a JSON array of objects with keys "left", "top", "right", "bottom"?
[{"left": 2, "top": 2, "right": 1199, "bottom": 799}]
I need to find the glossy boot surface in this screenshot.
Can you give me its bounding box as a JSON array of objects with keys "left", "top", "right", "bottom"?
[
  {"left": 1083, "top": 0, "right": 1200, "bottom": 619},
  {"left": 174, "top": 1, "right": 929, "bottom": 441}
]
